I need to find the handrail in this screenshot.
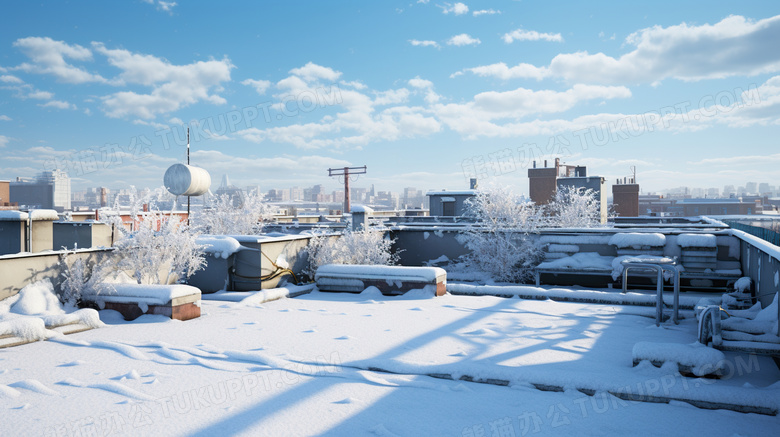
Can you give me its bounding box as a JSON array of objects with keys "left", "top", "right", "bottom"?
[
  {"left": 621, "top": 257, "right": 681, "bottom": 326},
  {"left": 723, "top": 221, "right": 780, "bottom": 246}
]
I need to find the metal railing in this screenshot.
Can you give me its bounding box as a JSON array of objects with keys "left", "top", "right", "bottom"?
[{"left": 724, "top": 221, "right": 780, "bottom": 246}]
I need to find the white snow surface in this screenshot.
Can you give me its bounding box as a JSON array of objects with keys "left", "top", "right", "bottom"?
[
  {"left": 197, "top": 235, "right": 243, "bottom": 259},
  {"left": 536, "top": 252, "right": 613, "bottom": 271},
  {"left": 609, "top": 233, "right": 666, "bottom": 248},
  {"left": 29, "top": 209, "right": 60, "bottom": 221},
  {"left": 350, "top": 204, "right": 373, "bottom": 213},
  {"left": 735, "top": 277, "right": 752, "bottom": 292},
  {"left": 82, "top": 284, "right": 200, "bottom": 306},
  {"left": 0, "top": 280, "right": 104, "bottom": 341},
  {"left": 2, "top": 286, "right": 780, "bottom": 435},
  {"left": 0, "top": 210, "right": 28, "bottom": 221},
  {"left": 632, "top": 342, "right": 727, "bottom": 376},
  {"left": 677, "top": 233, "right": 717, "bottom": 248},
  {"left": 9, "top": 280, "right": 64, "bottom": 316},
  {"left": 754, "top": 293, "right": 778, "bottom": 324},
  {"left": 315, "top": 264, "right": 446, "bottom": 282}
]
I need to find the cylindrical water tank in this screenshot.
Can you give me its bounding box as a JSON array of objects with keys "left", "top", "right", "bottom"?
[{"left": 164, "top": 164, "right": 211, "bottom": 196}]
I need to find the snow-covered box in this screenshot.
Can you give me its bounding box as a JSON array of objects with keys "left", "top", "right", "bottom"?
[
  {"left": 677, "top": 233, "right": 718, "bottom": 272},
  {"left": 315, "top": 264, "right": 447, "bottom": 296},
  {"left": 82, "top": 284, "right": 201, "bottom": 321}
]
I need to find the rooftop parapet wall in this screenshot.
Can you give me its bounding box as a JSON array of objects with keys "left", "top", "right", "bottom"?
[
  {"left": 0, "top": 248, "right": 113, "bottom": 302},
  {"left": 731, "top": 229, "right": 780, "bottom": 313}
]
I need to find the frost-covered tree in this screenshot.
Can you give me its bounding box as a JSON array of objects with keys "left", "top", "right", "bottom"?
[
  {"left": 305, "top": 229, "right": 399, "bottom": 278},
  {"left": 113, "top": 210, "right": 206, "bottom": 285},
  {"left": 58, "top": 252, "right": 116, "bottom": 306},
  {"left": 546, "top": 185, "right": 602, "bottom": 228},
  {"left": 192, "top": 192, "right": 275, "bottom": 235},
  {"left": 92, "top": 187, "right": 206, "bottom": 285},
  {"left": 459, "top": 186, "right": 545, "bottom": 283}
]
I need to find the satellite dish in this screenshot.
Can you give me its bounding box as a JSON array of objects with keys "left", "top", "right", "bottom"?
[{"left": 164, "top": 164, "right": 211, "bottom": 196}]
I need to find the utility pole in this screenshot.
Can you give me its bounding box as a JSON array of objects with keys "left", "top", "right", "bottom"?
[{"left": 328, "top": 165, "right": 367, "bottom": 214}]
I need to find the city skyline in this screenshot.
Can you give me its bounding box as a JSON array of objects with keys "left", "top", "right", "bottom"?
[{"left": 1, "top": 2, "right": 779, "bottom": 195}]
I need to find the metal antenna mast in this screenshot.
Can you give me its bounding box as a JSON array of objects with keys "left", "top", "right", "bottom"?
[
  {"left": 328, "top": 165, "right": 367, "bottom": 214},
  {"left": 187, "top": 127, "right": 190, "bottom": 225}
]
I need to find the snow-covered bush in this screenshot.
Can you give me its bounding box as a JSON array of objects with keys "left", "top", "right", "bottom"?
[
  {"left": 305, "top": 229, "right": 399, "bottom": 278},
  {"left": 459, "top": 186, "right": 545, "bottom": 283},
  {"left": 114, "top": 210, "right": 206, "bottom": 285},
  {"left": 58, "top": 253, "right": 115, "bottom": 306},
  {"left": 193, "top": 192, "right": 275, "bottom": 235},
  {"left": 546, "top": 185, "right": 602, "bottom": 228}
]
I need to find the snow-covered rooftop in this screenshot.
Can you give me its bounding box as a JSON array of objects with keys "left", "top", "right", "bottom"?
[{"left": 2, "top": 286, "right": 778, "bottom": 435}]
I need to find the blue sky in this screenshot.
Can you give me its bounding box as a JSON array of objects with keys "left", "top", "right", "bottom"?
[{"left": 1, "top": 1, "right": 779, "bottom": 196}]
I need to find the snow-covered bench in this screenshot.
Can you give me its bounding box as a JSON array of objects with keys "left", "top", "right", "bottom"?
[
  {"left": 82, "top": 284, "right": 202, "bottom": 321},
  {"left": 315, "top": 265, "right": 446, "bottom": 296}
]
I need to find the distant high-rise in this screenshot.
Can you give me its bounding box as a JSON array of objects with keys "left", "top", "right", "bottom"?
[
  {"left": 10, "top": 170, "right": 71, "bottom": 212},
  {"left": 214, "top": 174, "right": 244, "bottom": 206}
]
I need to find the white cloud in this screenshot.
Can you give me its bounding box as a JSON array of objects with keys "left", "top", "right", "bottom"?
[
  {"left": 409, "top": 39, "right": 440, "bottom": 49},
  {"left": 440, "top": 2, "right": 468, "bottom": 15},
  {"left": 12, "top": 37, "right": 106, "bottom": 84},
  {"left": 452, "top": 62, "right": 549, "bottom": 80},
  {"left": 93, "top": 42, "right": 234, "bottom": 119},
  {"left": 227, "top": 64, "right": 442, "bottom": 150},
  {"left": 408, "top": 76, "right": 440, "bottom": 103},
  {"left": 432, "top": 85, "right": 632, "bottom": 139},
  {"left": 289, "top": 62, "right": 341, "bottom": 83},
  {"left": 241, "top": 78, "right": 272, "bottom": 95},
  {"left": 408, "top": 77, "right": 433, "bottom": 89},
  {"left": 0, "top": 135, "right": 8, "bottom": 147},
  {"left": 459, "top": 15, "right": 780, "bottom": 84},
  {"left": 143, "top": 0, "right": 177, "bottom": 14},
  {"left": 39, "top": 100, "right": 76, "bottom": 110},
  {"left": 692, "top": 153, "right": 780, "bottom": 166},
  {"left": 133, "top": 119, "right": 170, "bottom": 130},
  {"left": 0, "top": 115, "right": 11, "bottom": 121},
  {"left": 157, "top": 1, "right": 177, "bottom": 12},
  {"left": 473, "top": 9, "right": 500, "bottom": 17},
  {"left": 340, "top": 80, "right": 367, "bottom": 90},
  {"left": 502, "top": 29, "right": 563, "bottom": 43},
  {"left": 373, "top": 88, "right": 410, "bottom": 106},
  {"left": 473, "top": 84, "right": 630, "bottom": 117},
  {"left": 27, "top": 90, "right": 54, "bottom": 100},
  {"left": 541, "top": 15, "right": 780, "bottom": 84},
  {"left": 447, "top": 34, "right": 481, "bottom": 46},
  {"left": 0, "top": 74, "right": 24, "bottom": 84}
]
